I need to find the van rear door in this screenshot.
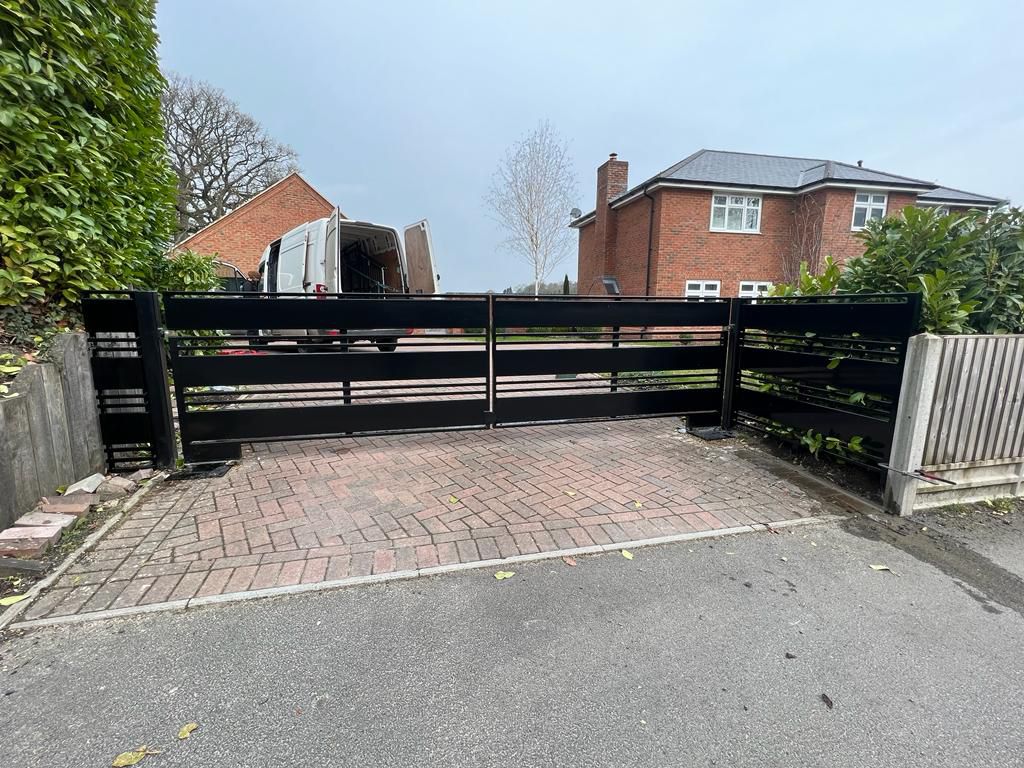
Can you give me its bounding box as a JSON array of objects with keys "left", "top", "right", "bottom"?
[
  {"left": 322, "top": 208, "right": 341, "bottom": 292},
  {"left": 403, "top": 220, "right": 438, "bottom": 295}
]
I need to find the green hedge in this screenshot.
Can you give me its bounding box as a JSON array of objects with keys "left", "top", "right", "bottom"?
[{"left": 0, "top": 0, "right": 176, "bottom": 305}]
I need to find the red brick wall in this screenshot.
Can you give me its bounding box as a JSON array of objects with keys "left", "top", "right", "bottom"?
[
  {"left": 818, "top": 189, "right": 918, "bottom": 264},
  {"left": 576, "top": 221, "right": 600, "bottom": 295},
  {"left": 651, "top": 188, "right": 792, "bottom": 297},
  {"left": 176, "top": 175, "right": 335, "bottom": 275}
]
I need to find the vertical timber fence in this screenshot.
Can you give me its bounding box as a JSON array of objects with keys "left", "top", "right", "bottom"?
[{"left": 886, "top": 333, "right": 1024, "bottom": 514}]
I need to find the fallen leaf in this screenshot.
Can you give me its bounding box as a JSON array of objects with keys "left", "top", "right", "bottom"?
[
  {"left": 177, "top": 722, "right": 199, "bottom": 740},
  {"left": 780, "top": 556, "right": 788, "bottom": 562},
  {"left": 0, "top": 594, "right": 28, "bottom": 607},
  {"left": 785, "top": 652, "right": 797, "bottom": 659},
  {"left": 112, "top": 746, "right": 161, "bottom": 766},
  {"left": 565, "top": 490, "right": 576, "bottom": 497},
  {"left": 561, "top": 556, "right": 577, "bottom": 567},
  {"left": 869, "top": 564, "right": 890, "bottom": 572},
  {"left": 494, "top": 570, "right": 515, "bottom": 580},
  {"left": 633, "top": 500, "right": 643, "bottom": 509},
  {"left": 448, "top": 495, "right": 459, "bottom": 504},
  {"left": 621, "top": 550, "right": 634, "bottom": 560},
  {"left": 820, "top": 693, "right": 834, "bottom": 710},
  {"left": 921, "top": 526, "right": 928, "bottom": 532}
]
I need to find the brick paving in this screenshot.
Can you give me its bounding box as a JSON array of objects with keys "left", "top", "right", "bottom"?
[{"left": 24, "top": 418, "right": 823, "bottom": 621}]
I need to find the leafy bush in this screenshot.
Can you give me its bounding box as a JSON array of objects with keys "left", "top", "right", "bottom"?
[
  {"left": 0, "top": 0, "right": 176, "bottom": 306},
  {"left": 773, "top": 207, "right": 1024, "bottom": 334},
  {"left": 148, "top": 250, "right": 221, "bottom": 293},
  {"left": 843, "top": 207, "right": 1024, "bottom": 334}
]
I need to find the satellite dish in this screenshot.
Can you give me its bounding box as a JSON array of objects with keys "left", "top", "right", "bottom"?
[{"left": 570, "top": 208, "right": 582, "bottom": 219}]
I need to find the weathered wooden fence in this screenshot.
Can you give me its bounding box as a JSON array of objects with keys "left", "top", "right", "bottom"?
[{"left": 886, "top": 334, "right": 1024, "bottom": 513}]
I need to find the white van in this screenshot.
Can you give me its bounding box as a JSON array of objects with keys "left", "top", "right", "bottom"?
[{"left": 254, "top": 208, "right": 438, "bottom": 350}]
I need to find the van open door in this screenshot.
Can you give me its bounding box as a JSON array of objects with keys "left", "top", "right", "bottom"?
[
  {"left": 403, "top": 220, "right": 439, "bottom": 295},
  {"left": 322, "top": 207, "right": 341, "bottom": 293}
]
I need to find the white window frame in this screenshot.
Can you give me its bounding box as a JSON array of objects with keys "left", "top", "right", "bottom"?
[
  {"left": 738, "top": 280, "right": 772, "bottom": 298},
  {"left": 710, "top": 192, "right": 762, "bottom": 233},
  {"left": 851, "top": 190, "right": 887, "bottom": 230},
  {"left": 684, "top": 280, "right": 721, "bottom": 299}
]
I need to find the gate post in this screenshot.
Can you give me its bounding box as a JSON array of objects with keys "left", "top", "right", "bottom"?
[
  {"left": 486, "top": 293, "right": 496, "bottom": 426},
  {"left": 719, "top": 298, "right": 741, "bottom": 429},
  {"left": 133, "top": 291, "right": 177, "bottom": 469}
]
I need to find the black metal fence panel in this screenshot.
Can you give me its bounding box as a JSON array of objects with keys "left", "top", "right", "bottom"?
[
  {"left": 81, "top": 292, "right": 177, "bottom": 471},
  {"left": 731, "top": 293, "right": 921, "bottom": 469},
  {"left": 80, "top": 291, "right": 920, "bottom": 473}
]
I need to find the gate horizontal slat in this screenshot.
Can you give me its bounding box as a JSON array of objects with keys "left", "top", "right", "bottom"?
[
  {"left": 496, "top": 345, "right": 722, "bottom": 376},
  {"left": 496, "top": 388, "right": 720, "bottom": 424},
  {"left": 81, "top": 297, "right": 138, "bottom": 333},
  {"left": 163, "top": 295, "right": 487, "bottom": 330},
  {"left": 174, "top": 350, "right": 487, "bottom": 386},
  {"left": 99, "top": 412, "right": 152, "bottom": 443},
  {"left": 736, "top": 388, "right": 890, "bottom": 445},
  {"left": 739, "top": 347, "right": 901, "bottom": 396},
  {"left": 182, "top": 399, "right": 487, "bottom": 442},
  {"left": 90, "top": 357, "right": 145, "bottom": 390},
  {"left": 495, "top": 299, "right": 729, "bottom": 328},
  {"left": 740, "top": 301, "right": 916, "bottom": 337}
]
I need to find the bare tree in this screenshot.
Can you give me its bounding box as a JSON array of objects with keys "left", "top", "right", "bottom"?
[
  {"left": 485, "top": 121, "right": 578, "bottom": 295},
  {"left": 786, "top": 193, "right": 826, "bottom": 282},
  {"left": 161, "top": 72, "right": 300, "bottom": 242}
]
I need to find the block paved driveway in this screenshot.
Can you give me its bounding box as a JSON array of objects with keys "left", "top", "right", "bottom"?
[{"left": 24, "top": 418, "right": 823, "bottom": 622}]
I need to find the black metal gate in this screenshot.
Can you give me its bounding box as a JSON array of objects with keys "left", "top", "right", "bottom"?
[
  {"left": 80, "top": 290, "right": 919, "bottom": 472},
  {"left": 161, "top": 292, "right": 731, "bottom": 463}
]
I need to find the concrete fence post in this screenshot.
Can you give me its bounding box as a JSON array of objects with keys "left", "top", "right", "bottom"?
[{"left": 883, "top": 333, "right": 944, "bottom": 515}]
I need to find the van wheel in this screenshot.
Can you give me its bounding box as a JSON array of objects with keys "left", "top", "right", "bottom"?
[{"left": 376, "top": 338, "right": 398, "bottom": 352}]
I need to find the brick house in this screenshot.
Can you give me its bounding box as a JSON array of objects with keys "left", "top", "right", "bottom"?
[
  {"left": 572, "top": 150, "right": 1004, "bottom": 298},
  {"left": 175, "top": 172, "right": 336, "bottom": 276}
]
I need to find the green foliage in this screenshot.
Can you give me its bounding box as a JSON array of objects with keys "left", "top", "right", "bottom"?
[
  {"left": 148, "top": 250, "right": 221, "bottom": 293},
  {"left": 769, "top": 257, "right": 842, "bottom": 297},
  {"left": 0, "top": 0, "right": 176, "bottom": 306},
  {"left": 842, "top": 207, "right": 1024, "bottom": 334}
]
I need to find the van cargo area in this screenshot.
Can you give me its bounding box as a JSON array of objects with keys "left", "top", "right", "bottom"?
[
  {"left": 332, "top": 222, "right": 404, "bottom": 293},
  {"left": 253, "top": 209, "right": 438, "bottom": 351}
]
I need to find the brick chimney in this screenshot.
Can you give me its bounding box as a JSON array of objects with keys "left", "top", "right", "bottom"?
[{"left": 593, "top": 153, "right": 629, "bottom": 283}]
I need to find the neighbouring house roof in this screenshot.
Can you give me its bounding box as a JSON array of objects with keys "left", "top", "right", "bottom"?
[
  {"left": 175, "top": 172, "right": 339, "bottom": 250},
  {"left": 916, "top": 185, "right": 1005, "bottom": 207},
  {"left": 570, "top": 149, "right": 1002, "bottom": 227}
]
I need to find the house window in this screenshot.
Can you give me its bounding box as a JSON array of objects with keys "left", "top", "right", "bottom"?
[
  {"left": 852, "top": 191, "right": 887, "bottom": 229},
  {"left": 738, "top": 281, "right": 772, "bottom": 298},
  {"left": 685, "top": 280, "right": 721, "bottom": 299},
  {"left": 711, "top": 193, "right": 761, "bottom": 232}
]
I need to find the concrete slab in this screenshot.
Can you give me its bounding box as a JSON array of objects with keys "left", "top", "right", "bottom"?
[
  {"left": 15, "top": 512, "right": 78, "bottom": 530},
  {"left": 65, "top": 473, "right": 104, "bottom": 496},
  {"left": 0, "top": 524, "right": 63, "bottom": 557},
  {"left": 96, "top": 476, "right": 136, "bottom": 500},
  {"left": 39, "top": 495, "right": 95, "bottom": 517}
]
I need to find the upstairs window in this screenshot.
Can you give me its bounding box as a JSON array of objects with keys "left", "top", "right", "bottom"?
[
  {"left": 852, "top": 191, "right": 887, "bottom": 229},
  {"left": 711, "top": 193, "right": 761, "bottom": 233},
  {"left": 738, "top": 281, "right": 772, "bottom": 298},
  {"left": 685, "top": 280, "right": 721, "bottom": 299}
]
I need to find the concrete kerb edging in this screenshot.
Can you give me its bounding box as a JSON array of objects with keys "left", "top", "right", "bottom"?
[
  {"left": 0, "top": 472, "right": 168, "bottom": 632},
  {"left": 6, "top": 513, "right": 843, "bottom": 632}
]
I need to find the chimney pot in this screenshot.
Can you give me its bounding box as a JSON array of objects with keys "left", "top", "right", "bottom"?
[
  {"left": 857, "top": 160, "right": 863, "bottom": 167},
  {"left": 609, "top": 153, "right": 618, "bottom": 160}
]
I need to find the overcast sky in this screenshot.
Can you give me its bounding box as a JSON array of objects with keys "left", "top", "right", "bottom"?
[{"left": 157, "top": 0, "right": 1023, "bottom": 292}]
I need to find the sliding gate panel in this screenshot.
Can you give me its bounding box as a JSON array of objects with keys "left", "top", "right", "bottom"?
[
  {"left": 492, "top": 297, "right": 729, "bottom": 425},
  {"left": 164, "top": 293, "right": 489, "bottom": 463}
]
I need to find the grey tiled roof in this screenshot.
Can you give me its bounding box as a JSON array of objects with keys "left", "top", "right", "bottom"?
[
  {"left": 917, "top": 186, "right": 1004, "bottom": 206},
  {"left": 630, "top": 149, "right": 934, "bottom": 195}
]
